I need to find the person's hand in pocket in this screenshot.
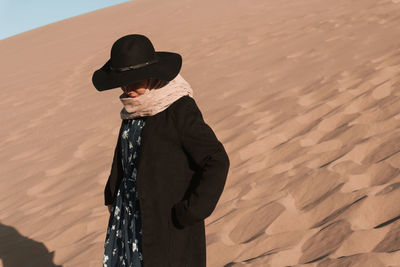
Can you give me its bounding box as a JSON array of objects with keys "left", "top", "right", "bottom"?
[{"left": 171, "top": 204, "right": 184, "bottom": 229}]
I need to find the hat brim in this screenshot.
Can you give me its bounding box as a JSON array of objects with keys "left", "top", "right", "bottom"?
[{"left": 92, "top": 51, "right": 182, "bottom": 91}]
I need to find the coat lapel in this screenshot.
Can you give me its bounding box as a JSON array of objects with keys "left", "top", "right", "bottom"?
[{"left": 135, "top": 114, "right": 156, "bottom": 198}]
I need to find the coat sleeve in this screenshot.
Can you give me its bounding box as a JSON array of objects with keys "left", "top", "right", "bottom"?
[
  {"left": 170, "top": 96, "right": 230, "bottom": 228},
  {"left": 104, "top": 121, "right": 124, "bottom": 206}
]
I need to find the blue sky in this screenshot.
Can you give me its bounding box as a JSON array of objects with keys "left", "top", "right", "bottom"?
[{"left": 0, "top": 0, "right": 130, "bottom": 40}]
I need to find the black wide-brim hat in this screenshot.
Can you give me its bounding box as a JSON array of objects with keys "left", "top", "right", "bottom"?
[{"left": 92, "top": 34, "right": 182, "bottom": 91}]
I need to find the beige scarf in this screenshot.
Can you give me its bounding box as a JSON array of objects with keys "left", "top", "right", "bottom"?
[{"left": 119, "top": 74, "right": 194, "bottom": 119}]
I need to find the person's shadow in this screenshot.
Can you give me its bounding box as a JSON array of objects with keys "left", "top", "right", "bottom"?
[{"left": 0, "top": 223, "right": 63, "bottom": 267}]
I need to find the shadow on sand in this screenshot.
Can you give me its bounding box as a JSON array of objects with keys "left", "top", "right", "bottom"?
[{"left": 0, "top": 223, "right": 63, "bottom": 267}]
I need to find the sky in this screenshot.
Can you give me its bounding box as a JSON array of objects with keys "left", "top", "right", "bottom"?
[{"left": 0, "top": 0, "right": 131, "bottom": 40}]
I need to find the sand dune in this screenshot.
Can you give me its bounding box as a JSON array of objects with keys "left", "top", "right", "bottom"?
[{"left": 1, "top": 0, "right": 400, "bottom": 266}]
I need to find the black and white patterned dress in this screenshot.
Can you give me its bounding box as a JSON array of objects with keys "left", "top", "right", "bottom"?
[{"left": 103, "top": 118, "right": 146, "bottom": 267}]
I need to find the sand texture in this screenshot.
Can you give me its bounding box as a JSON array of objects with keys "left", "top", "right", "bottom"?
[{"left": 1, "top": 0, "right": 400, "bottom": 266}]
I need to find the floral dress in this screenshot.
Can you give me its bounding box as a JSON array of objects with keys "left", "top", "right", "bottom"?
[{"left": 103, "top": 118, "right": 146, "bottom": 267}]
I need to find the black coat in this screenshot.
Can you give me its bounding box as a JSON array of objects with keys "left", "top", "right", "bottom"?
[{"left": 104, "top": 95, "right": 230, "bottom": 267}]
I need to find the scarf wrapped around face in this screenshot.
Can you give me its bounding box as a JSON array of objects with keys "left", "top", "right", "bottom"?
[{"left": 119, "top": 74, "right": 194, "bottom": 119}]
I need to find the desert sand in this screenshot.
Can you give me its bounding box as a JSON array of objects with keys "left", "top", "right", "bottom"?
[{"left": 1, "top": 0, "right": 400, "bottom": 266}]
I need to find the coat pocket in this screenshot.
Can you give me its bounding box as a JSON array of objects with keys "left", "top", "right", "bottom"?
[{"left": 168, "top": 206, "right": 192, "bottom": 266}]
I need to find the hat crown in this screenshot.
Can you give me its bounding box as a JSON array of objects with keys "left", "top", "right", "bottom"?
[{"left": 110, "top": 34, "right": 156, "bottom": 68}]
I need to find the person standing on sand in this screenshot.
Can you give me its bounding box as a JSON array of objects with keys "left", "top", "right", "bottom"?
[{"left": 92, "top": 34, "right": 230, "bottom": 267}]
